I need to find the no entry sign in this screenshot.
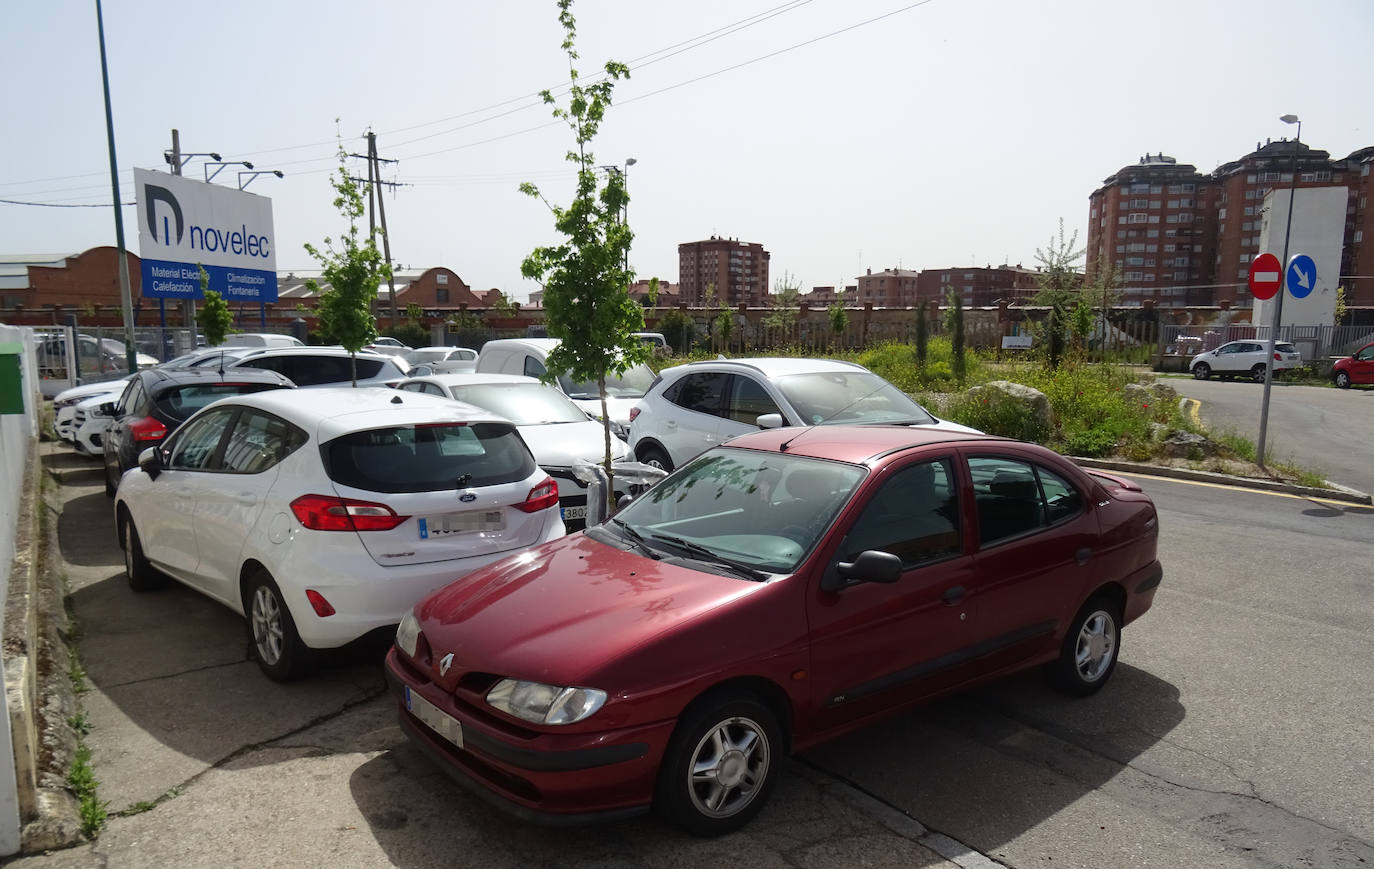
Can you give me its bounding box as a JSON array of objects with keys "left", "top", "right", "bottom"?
[{"left": 1248, "top": 253, "right": 1282, "bottom": 300}]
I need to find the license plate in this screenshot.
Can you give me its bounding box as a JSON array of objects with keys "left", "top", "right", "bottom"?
[
  {"left": 561, "top": 505, "right": 588, "bottom": 521},
  {"left": 405, "top": 685, "right": 464, "bottom": 749},
  {"left": 418, "top": 509, "right": 504, "bottom": 539}
]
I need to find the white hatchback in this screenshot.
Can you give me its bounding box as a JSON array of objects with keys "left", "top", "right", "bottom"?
[
  {"left": 113, "top": 388, "right": 565, "bottom": 680},
  {"left": 1190, "top": 340, "right": 1303, "bottom": 381}
]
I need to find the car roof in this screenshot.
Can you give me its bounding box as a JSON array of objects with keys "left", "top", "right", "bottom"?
[
  {"left": 406, "top": 373, "right": 540, "bottom": 387},
  {"left": 722, "top": 424, "right": 1008, "bottom": 465},
  {"left": 139, "top": 366, "right": 295, "bottom": 391},
  {"left": 206, "top": 387, "right": 508, "bottom": 441},
  {"left": 662, "top": 357, "right": 867, "bottom": 379},
  {"left": 231, "top": 345, "right": 390, "bottom": 359},
  {"left": 480, "top": 338, "right": 561, "bottom": 353}
]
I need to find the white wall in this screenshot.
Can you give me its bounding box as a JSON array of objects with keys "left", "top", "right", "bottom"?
[
  {"left": 1253, "top": 186, "right": 1347, "bottom": 328},
  {"left": 0, "top": 323, "right": 39, "bottom": 855}
]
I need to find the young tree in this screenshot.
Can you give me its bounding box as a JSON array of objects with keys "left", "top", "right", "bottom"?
[
  {"left": 657, "top": 308, "right": 694, "bottom": 354},
  {"left": 1033, "top": 219, "right": 1086, "bottom": 370},
  {"left": 947, "top": 288, "right": 967, "bottom": 381},
  {"left": 827, "top": 303, "right": 848, "bottom": 348},
  {"left": 715, "top": 305, "right": 735, "bottom": 353},
  {"left": 519, "top": 0, "right": 648, "bottom": 510},
  {"left": 304, "top": 149, "right": 390, "bottom": 386},
  {"left": 195, "top": 265, "right": 234, "bottom": 346},
  {"left": 914, "top": 300, "right": 929, "bottom": 368}
]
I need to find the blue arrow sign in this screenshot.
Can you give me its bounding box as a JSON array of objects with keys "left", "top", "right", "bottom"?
[{"left": 1286, "top": 254, "right": 1316, "bottom": 299}]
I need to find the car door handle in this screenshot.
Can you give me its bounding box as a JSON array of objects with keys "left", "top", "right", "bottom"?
[
  {"left": 941, "top": 585, "right": 965, "bottom": 604},
  {"left": 1075, "top": 547, "right": 1093, "bottom": 566}
]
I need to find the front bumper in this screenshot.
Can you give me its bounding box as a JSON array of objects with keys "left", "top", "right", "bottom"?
[{"left": 385, "top": 647, "right": 671, "bottom": 821}]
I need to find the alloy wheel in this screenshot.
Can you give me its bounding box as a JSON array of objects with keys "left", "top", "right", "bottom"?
[
  {"left": 1075, "top": 610, "right": 1117, "bottom": 683},
  {"left": 687, "top": 716, "right": 771, "bottom": 819},
  {"left": 251, "top": 586, "right": 285, "bottom": 666}
]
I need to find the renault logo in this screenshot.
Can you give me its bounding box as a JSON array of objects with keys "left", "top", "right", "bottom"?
[{"left": 439, "top": 653, "right": 454, "bottom": 676}]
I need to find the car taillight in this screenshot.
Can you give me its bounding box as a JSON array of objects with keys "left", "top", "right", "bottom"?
[
  {"left": 628, "top": 407, "right": 640, "bottom": 423},
  {"left": 289, "top": 494, "right": 409, "bottom": 531},
  {"left": 515, "top": 478, "right": 559, "bottom": 513},
  {"left": 130, "top": 417, "right": 168, "bottom": 442},
  {"left": 1274, "top": 353, "right": 1281, "bottom": 361},
  {"left": 305, "top": 589, "right": 336, "bottom": 617}
]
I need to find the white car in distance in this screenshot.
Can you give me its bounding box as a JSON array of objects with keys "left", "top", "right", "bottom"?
[
  {"left": 396, "top": 373, "right": 628, "bottom": 529},
  {"left": 114, "top": 387, "right": 565, "bottom": 680}
]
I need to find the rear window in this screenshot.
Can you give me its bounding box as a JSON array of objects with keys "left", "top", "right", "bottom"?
[
  {"left": 324, "top": 422, "right": 536, "bottom": 493},
  {"left": 154, "top": 383, "right": 285, "bottom": 422},
  {"left": 1275, "top": 342, "right": 1297, "bottom": 353}
]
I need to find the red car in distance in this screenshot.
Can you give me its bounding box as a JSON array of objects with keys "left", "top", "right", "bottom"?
[
  {"left": 386, "top": 425, "right": 1162, "bottom": 835},
  {"left": 1332, "top": 342, "right": 1374, "bottom": 388}
]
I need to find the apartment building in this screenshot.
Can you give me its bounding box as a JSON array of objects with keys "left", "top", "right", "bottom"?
[
  {"left": 915, "top": 265, "right": 1042, "bottom": 308},
  {"left": 677, "top": 237, "right": 770, "bottom": 306}
]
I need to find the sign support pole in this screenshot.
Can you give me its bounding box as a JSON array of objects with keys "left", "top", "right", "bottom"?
[
  {"left": 1257, "top": 122, "right": 1301, "bottom": 470},
  {"left": 96, "top": 0, "right": 137, "bottom": 374}
]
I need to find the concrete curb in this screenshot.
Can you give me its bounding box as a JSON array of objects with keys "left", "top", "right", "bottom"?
[
  {"left": 2, "top": 438, "right": 84, "bottom": 854},
  {"left": 1071, "top": 456, "right": 1374, "bottom": 505}
]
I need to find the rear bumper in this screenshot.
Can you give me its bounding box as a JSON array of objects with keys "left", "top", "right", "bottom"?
[
  {"left": 1123, "top": 559, "right": 1162, "bottom": 626},
  {"left": 384, "top": 648, "right": 670, "bottom": 821}
]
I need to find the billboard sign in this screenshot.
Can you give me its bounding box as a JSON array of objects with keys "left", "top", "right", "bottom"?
[{"left": 134, "top": 168, "right": 278, "bottom": 302}]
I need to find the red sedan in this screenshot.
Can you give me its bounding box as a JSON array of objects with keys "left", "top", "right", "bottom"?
[
  {"left": 385, "top": 426, "right": 1161, "bottom": 835},
  {"left": 1332, "top": 342, "right": 1374, "bottom": 388}
]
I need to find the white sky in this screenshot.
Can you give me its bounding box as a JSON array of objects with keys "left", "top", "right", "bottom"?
[{"left": 3, "top": 0, "right": 1372, "bottom": 303}]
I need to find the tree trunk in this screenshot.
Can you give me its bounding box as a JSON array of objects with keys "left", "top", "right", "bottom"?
[{"left": 599, "top": 374, "right": 615, "bottom": 516}]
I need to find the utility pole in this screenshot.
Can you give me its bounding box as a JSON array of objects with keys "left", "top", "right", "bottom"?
[
  {"left": 349, "top": 134, "right": 400, "bottom": 328},
  {"left": 168, "top": 129, "right": 199, "bottom": 348},
  {"left": 95, "top": 0, "right": 137, "bottom": 374}
]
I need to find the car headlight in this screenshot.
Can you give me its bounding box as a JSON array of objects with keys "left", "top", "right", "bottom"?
[
  {"left": 395, "top": 610, "right": 421, "bottom": 658},
  {"left": 486, "top": 678, "right": 607, "bottom": 725}
]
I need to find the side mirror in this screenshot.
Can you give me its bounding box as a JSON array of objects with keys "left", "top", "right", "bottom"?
[
  {"left": 756, "top": 413, "right": 784, "bottom": 430},
  {"left": 823, "top": 550, "right": 902, "bottom": 591},
  {"left": 138, "top": 447, "right": 163, "bottom": 480},
  {"left": 99, "top": 402, "right": 117, "bottom": 416}
]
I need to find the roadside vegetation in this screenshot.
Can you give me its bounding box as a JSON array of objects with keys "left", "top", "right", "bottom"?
[{"left": 646, "top": 338, "right": 1330, "bottom": 486}]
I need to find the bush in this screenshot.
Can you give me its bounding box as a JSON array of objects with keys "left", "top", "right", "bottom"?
[
  {"left": 946, "top": 390, "right": 1052, "bottom": 443},
  {"left": 381, "top": 323, "right": 428, "bottom": 348},
  {"left": 858, "top": 338, "right": 981, "bottom": 392}
]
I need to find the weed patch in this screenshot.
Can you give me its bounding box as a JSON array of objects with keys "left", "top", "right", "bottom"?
[{"left": 67, "top": 745, "right": 108, "bottom": 838}]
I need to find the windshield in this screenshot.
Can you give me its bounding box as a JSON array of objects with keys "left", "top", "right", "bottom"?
[
  {"left": 558, "top": 363, "right": 656, "bottom": 399},
  {"left": 612, "top": 448, "right": 866, "bottom": 574},
  {"left": 775, "top": 371, "right": 936, "bottom": 426},
  {"left": 448, "top": 383, "right": 587, "bottom": 425},
  {"left": 406, "top": 348, "right": 452, "bottom": 363}
]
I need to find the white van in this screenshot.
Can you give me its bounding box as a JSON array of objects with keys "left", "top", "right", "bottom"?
[
  {"left": 220, "top": 333, "right": 305, "bottom": 348},
  {"left": 475, "top": 338, "right": 656, "bottom": 434}
]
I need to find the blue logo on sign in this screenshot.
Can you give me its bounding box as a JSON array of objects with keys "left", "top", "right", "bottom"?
[{"left": 1286, "top": 254, "right": 1316, "bottom": 299}]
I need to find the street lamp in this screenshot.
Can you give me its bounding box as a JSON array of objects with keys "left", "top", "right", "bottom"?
[
  {"left": 238, "top": 169, "right": 285, "bottom": 190},
  {"left": 164, "top": 150, "right": 221, "bottom": 173},
  {"left": 1256, "top": 113, "right": 1301, "bottom": 469},
  {"left": 204, "top": 160, "right": 253, "bottom": 183},
  {"left": 623, "top": 157, "right": 637, "bottom": 272}
]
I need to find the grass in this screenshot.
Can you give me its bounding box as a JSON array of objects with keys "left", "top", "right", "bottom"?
[
  {"left": 66, "top": 712, "right": 91, "bottom": 737},
  {"left": 67, "top": 745, "right": 108, "bottom": 838}
]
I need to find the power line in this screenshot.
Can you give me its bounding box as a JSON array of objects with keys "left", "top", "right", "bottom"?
[{"left": 0, "top": 197, "right": 133, "bottom": 208}]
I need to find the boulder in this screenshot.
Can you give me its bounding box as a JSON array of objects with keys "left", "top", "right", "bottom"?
[
  {"left": 966, "top": 381, "right": 1053, "bottom": 429},
  {"left": 1161, "top": 430, "right": 1219, "bottom": 458}
]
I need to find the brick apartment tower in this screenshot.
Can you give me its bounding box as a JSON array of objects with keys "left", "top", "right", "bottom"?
[
  {"left": 678, "top": 237, "right": 770, "bottom": 306},
  {"left": 1090, "top": 144, "right": 1374, "bottom": 307}
]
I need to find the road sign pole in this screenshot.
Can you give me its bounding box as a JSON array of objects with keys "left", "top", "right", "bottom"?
[{"left": 1257, "top": 123, "right": 1302, "bottom": 471}]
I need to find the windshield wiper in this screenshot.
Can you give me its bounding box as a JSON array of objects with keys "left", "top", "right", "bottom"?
[
  {"left": 610, "top": 519, "right": 661, "bottom": 559},
  {"left": 647, "top": 533, "right": 769, "bottom": 581}
]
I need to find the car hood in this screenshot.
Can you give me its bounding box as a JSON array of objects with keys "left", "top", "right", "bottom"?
[
  {"left": 413, "top": 533, "right": 766, "bottom": 686},
  {"left": 518, "top": 420, "right": 628, "bottom": 467},
  {"left": 569, "top": 396, "right": 639, "bottom": 427}
]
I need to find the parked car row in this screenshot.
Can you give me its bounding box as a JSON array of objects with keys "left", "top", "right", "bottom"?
[{"left": 50, "top": 334, "right": 1164, "bottom": 837}]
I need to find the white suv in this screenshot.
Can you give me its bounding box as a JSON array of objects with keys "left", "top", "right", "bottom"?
[
  {"left": 1190, "top": 340, "right": 1302, "bottom": 381},
  {"left": 226, "top": 346, "right": 409, "bottom": 387},
  {"left": 627, "top": 358, "right": 979, "bottom": 470}
]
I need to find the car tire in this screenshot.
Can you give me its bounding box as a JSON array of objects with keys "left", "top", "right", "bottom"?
[
  {"left": 1335, "top": 371, "right": 1351, "bottom": 389},
  {"left": 655, "top": 692, "right": 781, "bottom": 836},
  {"left": 103, "top": 460, "right": 118, "bottom": 498},
  {"left": 1050, "top": 595, "right": 1121, "bottom": 697},
  {"left": 638, "top": 444, "right": 674, "bottom": 473},
  {"left": 244, "top": 570, "right": 313, "bottom": 681},
  {"left": 1251, "top": 364, "right": 1268, "bottom": 383},
  {"left": 119, "top": 510, "right": 166, "bottom": 591},
  {"left": 1192, "top": 363, "right": 1210, "bottom": 380}
]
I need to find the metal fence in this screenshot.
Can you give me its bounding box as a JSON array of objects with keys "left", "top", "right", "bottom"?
[{"left": 1160, "top": 323, "right": 1374, "bottom": 361}]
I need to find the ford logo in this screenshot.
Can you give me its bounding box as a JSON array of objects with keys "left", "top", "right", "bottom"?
[{"left": 459, "top": 492, "right": 477, "bottom": 503}]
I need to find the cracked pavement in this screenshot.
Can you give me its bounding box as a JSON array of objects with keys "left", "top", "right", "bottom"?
[{"left": 12, "top": 444, "right": 1374, "bottom": 867}]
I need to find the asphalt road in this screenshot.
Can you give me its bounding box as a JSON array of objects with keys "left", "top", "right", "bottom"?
[
  {"left": 15, "top": 447, "right": 1374, "bottom": 868},
  {"left": 1167, "top": 376, "right": 1374, "bottom": 495}
]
